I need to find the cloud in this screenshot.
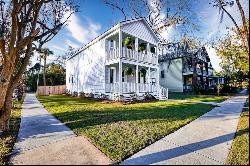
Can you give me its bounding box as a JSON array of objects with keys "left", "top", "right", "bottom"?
[
  {"left": 205, "top": 45, "right": 222, "bottom": 72},
  {"left": 197, "top": 0, "right": 249, "bottom": 42},
  {"left": 50, "top": 45, "right": 67, "bottom": 52},
  {"left": 65, "top": 13, "right": 101, "bottom": 44},
  {"left": 64, "top": 39, "right": 81, "bottom": 49},
  {"left": 160, "top": 25, "right": 175, "bottom": 41}
]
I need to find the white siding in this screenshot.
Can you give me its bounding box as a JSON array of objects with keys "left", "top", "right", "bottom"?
[
  {"left": 66, "top": 39, "right": 106, "bottom": 93},
  {"left": 121, "top": 20, "right": 158, "bottom": 45},
  {"left": 159, "top": 59, "right": 183, "bottom": 92}
]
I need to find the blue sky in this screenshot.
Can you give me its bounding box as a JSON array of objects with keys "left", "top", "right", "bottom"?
[{"left": 39, "top": 0, "right": 249, "bottom": 72}]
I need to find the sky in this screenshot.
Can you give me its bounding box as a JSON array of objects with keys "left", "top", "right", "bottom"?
[{"left": 36, "top": 0, "right": 249, "bottom": 72}]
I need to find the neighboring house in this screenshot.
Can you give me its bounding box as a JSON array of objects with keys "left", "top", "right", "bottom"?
[
  {"left": 66, "top": 18, "right": 168, "bottom": 100},
  {"left": 159, "top": 44, "right": 224, "bottom": 93}
]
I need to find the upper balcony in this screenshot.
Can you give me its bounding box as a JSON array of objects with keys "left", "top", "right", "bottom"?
[
  {"left": 183, "top": 67, "right": 208, "bottom": 76},
  {"left": 105, "top": 32, "right": 158, "bottom": 66},
  {"left": 106, "top": 47, "right": 158, "bottom": 65}
]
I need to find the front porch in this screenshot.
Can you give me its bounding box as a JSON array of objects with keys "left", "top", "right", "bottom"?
[
  {"left": 105, "top": 82, "right": 158, "bottom": 94},
  {"left": 105, "top": 63, "right": 158, "bottom": 95}
]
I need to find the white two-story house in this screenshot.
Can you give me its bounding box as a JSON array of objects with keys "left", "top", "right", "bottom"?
[{"left": 66, "top": 18, "right": 168, "bottom": 100}]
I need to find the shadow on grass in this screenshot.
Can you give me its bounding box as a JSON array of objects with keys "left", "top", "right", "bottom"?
[
  {"left": 37, "top": 96, "right": 230, "bottom": 134},
  {"left": 37, "top": 95, "right": 214, "bottom": 161}
]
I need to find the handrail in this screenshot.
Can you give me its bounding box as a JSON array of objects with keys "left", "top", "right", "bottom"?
[
  {"left": 105, "top": 82, "right": 157, "bottom": 93},
  {"left": 106, "top": 47, "right": 157, "bottom": 65},
  {"left": 159, "top": 86, "right": 168, "bottom": 100}
]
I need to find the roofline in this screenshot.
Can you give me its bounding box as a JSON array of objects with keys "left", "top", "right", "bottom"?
[
  {"left": 120, "top": 17, "right": 161, "bottom": 43},
  {"left": 67, "top": 17, "right": 160, "bottom": 61},
  {"left": 67, "top": 23, "right": 120, "bottom": 61}
]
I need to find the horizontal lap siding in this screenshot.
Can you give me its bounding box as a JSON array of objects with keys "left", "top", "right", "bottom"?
[
  {"left": 66, "top": 39, "right": 106, "bottom": 93},
  {"left": 160, "top": 59, "right": 183, "bottom": 92}
]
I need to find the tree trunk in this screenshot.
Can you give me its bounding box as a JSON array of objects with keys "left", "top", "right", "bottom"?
[
  {"left": 36, "top": 57, "right": 41, "bottom": 91},
  {"left": 235, "top": 0, "right": 249, "bottom": 47},
  {"left": 0, "top": 84, "right": 15, "bottom": 132},
  {"left": 192, "top": 54, "right": 197, "bottom": 90},
  {"left": 201, "top": 64, "right": 204, "bottom": 88},
  {"left": 43, "top": 56, "right": 46, "bottom": 86},
  {"left": 0, "top": 58, "right": 16, "bottom": 132}
]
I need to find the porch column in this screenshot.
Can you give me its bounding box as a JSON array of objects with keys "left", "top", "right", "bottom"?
[
  {"left": 119, "top": 29, "right": 123, "bottom": 58},
  {"left": 148, "top": 67, "right": 151, "bottom": 92},
  {"left": 135, "top": 38, "right": 139, "bottom": 51},
  {"left": 119, "top": 29, "right": 123, "bottom": 95},
  {"left": 156, "top": 67, "right": 160, "bottom": 92},
  {"left": 148, "top": 67, "right": 151, "bottom": 83},
  {"left": 147, "top": 43, "right": 150, "bottom": 53},
  {"left": 147, "top": 43, "right": 150, "bottom": 63},
  {"left": 119, "top": 62, "right": 122, "bottom": 94},
  {"left": 136, "top": 65, "right": 139, "bottom": 94}
]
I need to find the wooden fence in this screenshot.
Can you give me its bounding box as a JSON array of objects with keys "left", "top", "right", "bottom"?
[{"left": 37, "top": 85, "right": 66, "bottom": 96}]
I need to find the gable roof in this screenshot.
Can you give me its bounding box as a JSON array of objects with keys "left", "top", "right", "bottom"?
[
  {"left": 67, "top": 17, "right": 160, "bottom": 60},
  {"left": 120, "top": 17, "right": 160, "bottom": 41}
]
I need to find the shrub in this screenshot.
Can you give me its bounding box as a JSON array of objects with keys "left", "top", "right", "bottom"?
[
  {"left": 99, "top": 93, "right": 108, "bottom": 100},
  {"left": 219, "top": 84, "right": 240, "bottom": 94},
  {"left": 79, "top": 91, "right": 85, "bottom": 98},
  {"left": 72, "top": 91, "right": 78, "bottom": 97},
  {"left": 138, "top": 43, "right": 146, "bottom": 52},
  {"left": 85, "top": 93, "right": 94, "bottom": 98},
  {"left": 143, "top": 92, "right": 155, "bottom": 101},
  {"left": 123, "top": 36, "right": 133, "bottom": 49},
  {"left": 64, "top": 89, "right": 72, "bottom": 96},
  {"left": 192, "top": 84, "right": 204, "bottom": 95},
  {"left": 124, "top": 66, "right": 133, "bottom": 76},
  {"left": 129, "top": 93, "right": 139, "bottom": 102},
  {"left": 113, "top": 93, "right": 124, "bottom": 101},
  {"left": 95, "top": 93, "right": 108, "bottom": 100}
]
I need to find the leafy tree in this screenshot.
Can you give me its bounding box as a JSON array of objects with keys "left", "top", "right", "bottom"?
[
  {"left": 216, "top": 21, "right": 249, "bottom": 88},
  {"left": 211, "top": 0, "right": 249, "bottom": 52},
  {"left": 25, "top": 63, "right": 65, "bottom": 91},
  {"left": 39, "top": 48, "right": 54, "bottom": 86},
  {"left": 0, "top": 0, "right": 79, "bottom": 132}
]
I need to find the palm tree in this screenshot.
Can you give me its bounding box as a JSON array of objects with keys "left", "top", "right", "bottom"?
[{"left": 39, "top": 48, "right": 54, "bottom": 86}]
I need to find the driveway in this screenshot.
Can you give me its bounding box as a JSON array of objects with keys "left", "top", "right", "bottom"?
[{"left": 10, "top": 94, "right": 112, "bottom": 165}]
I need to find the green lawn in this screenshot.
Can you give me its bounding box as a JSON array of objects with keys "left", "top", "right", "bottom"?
[
  {"left": 38, "top": 95, "right": 214, "bottom": 162},
  {"left": 227, "top": 98, "right": 249, "bottom": 165},
  {"left": 0, "top": 98, "right": 23, "bottom": 165},
  {"left": 169, "top": 93, "right": 229, "bottom": 103}
]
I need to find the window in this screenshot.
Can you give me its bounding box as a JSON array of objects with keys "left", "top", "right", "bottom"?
[
  {"left": 71, "top": 76, "right": 74, "bottom": 83},
  {"left": 69, "top": 77, "right": 71, "bottom": 83},
  {"left": 138, "top": 72, "right": 141, "bottom": 83},
  {"left": 110, "top": 68, "right": 114, "bottom": 83},
  {"left": 161, "top": 70, "right": 165, "bottom": 78},
  {"left": 110, "top": 40, "right": 114, "bottom": 49},
  {"left": 122, "top": 71, "right": 125, "bottom": 82}
]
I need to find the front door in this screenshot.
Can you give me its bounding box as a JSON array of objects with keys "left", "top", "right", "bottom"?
[{"left": 110, "top": 68, "right": 116, "bottom": 83}]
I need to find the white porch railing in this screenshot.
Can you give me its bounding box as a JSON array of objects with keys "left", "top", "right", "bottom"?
[
  {"left": 105, "top": 82, "right": 157, "bottom": 93},
  {"left": 105, "top": 83, "right": 119, "bottom": 93},
  {"left": 106, "top": 47, "right": 158, "bottom": 65},
  {"left": 138, "top": 83, "right": 157, "bottom": 93},
  {"left": 122, "top": 82, "right": 136, "bottom": 93},
  {"left": 106, "top": 48, "right": 119, "bottom": 61}
]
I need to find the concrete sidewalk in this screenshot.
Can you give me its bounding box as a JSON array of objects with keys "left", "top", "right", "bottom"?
[
  {"left": 10, "top": 94, "right": 112, "bottom": 165},
  {"left": 121, "top": 94, "right": 248, "bottom": 165}
]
